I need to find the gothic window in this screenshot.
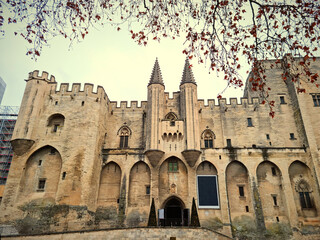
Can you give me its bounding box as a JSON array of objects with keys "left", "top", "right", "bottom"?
[
  {"left": 165, "top": 112, "right": 178, "bottom": 126},
  {"left": 201, "top": 129, "right": 215, "bottom": 149},
  {"left": 119, "top": 127, "right": 130, "bottom": 148},
  {"left": 312, "top": 94, "right": 320, "bottom": 107},
  {"left": 297, "top": 180, "right": 313, "bottom": 209}
]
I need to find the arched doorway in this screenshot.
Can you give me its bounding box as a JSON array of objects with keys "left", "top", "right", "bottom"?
[{"left": 160, "top": 197, "right": 188, "bottom": 226}]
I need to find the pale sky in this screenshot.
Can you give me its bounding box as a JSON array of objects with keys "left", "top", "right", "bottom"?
[{"left": 0, "top": 23, "right": 247, "bottom": 107}]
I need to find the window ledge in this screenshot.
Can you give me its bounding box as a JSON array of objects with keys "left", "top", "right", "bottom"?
[{"left": 37, "top": 189, "right": 45, "bottom": 192}]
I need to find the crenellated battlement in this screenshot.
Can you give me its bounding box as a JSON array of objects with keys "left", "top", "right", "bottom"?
[
  {"left": 198, "top": 97, "right": 262, "bottom": 109},
  {"left": 46, "top": 82, "right": 108, "bottom": 101},
  {"left": 109, "top": 101, "right": 148, "bottom": 109},
  {"left": 28, "top": 70, "right": 56, "bottom": 82},
  {"left": 164, "top": 92, "right": 180, "bottom": 100}
]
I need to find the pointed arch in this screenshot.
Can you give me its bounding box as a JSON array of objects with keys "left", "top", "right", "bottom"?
[
  {"left": 97, "top": 161, "right": 122, "bottom": 207},
  {"left": 201, "top": 129, "right": 215, "bottom": 148},
  {"left": 128, "top": 161, "right": 151, "bottom": 207},
  {"left": 159, "top": 157, "right": 188, "bottom": 204},
  {"left": 256, "top": 161, "right": 288, "bottom": 223},
  {"left": 117, "top": 125, "right": 132, "bottom": 136},
  {"left": 196, "top": 161, "right": 219, "bottom": 208},
  {"left": 117, "top": 125, "right": 132, "bottom": 148},
  {"left": 19, "top": 145, "right": 62, "bottom": 202},
  {"left": 289, "top": 160, "right": 317, "bottom": 215},
  {"left": 196, "top": 161, "right": 217, "bottom": 175},
  {"left": 164, "top": 112, "right": 178, "bottom": 121},
  {"left": 226, "top": 161, "right": 253, "bottom": 220}
]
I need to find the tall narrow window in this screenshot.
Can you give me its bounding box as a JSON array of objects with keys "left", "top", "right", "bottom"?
[
  {"left": 203, "top": 131, "right": 214, "bottom": 148},
  {"left": 266, "top": 134, "right": 270, "bottom": 140},
  {"left": 297, "top": 180, "right": 313, "bottom": 209},
  {"left": 239, "top": 186, "right": 245, "bottom": 197},
  {"left": 226, "top": 139, "right": 232, "bottom": 148},
  {"left": 146, "top": 185, "right": 150, "bottom": 195},
  {"left": 271, "top": 167, "right": 277, "bottom": 176},
  {"left": 272, "top": 195, "right": 278, "bottom": 206},
  {"left": 53, "top": 124, "right": 59, "bottom": 132},
  {"left": 290, "top": 133, "right": 295, "bottom": 140},
  {"left": 38, "top": 179, "right": 46, "bottom": 191},
  {"left": 312, "top": 94, "right": 320, "bottom": 107},
  {"left": 119, "top": 127, "right": 130, "bottom": 148},
  {"left": 247, "top": 118, "right": 253, "bottom": 127},
  {"left": 280, "top": 96, "right": 286, "bottom": 104}
]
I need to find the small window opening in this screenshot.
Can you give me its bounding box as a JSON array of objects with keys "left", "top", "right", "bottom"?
[
  {"left": 55, "top": 101, "right": 58, "bottom": 105},
  {"left": 38, "top": 179, "right": 46, "bottom": 191},
  {"left": 226, "top": 139, "right": 232, "bottom": 148},
  {"left": 252, "top": 144, "right": 257, "bottom": 148},
  {"left": 81, "top": 101, "right": 85, "bottom": 106},
  {"left": 280, "top": 96, "right": 286, "bottom": 104},
  {"left": 312, "top": 94, "right": 320, "bottom": 107},
  {"left": 170, "top": 121, "right": 175, "bottom": 126},
  {"left": 269, "top": 142, "right": 272, "bottom": 146},
  {"left": 50, "top": 148, "right": 56, "bottom": 155},
  {"left": 53, "top": 124, "right": 59, "bottom": 132},
  {"left": 146, "top": 185, "right": 150, "bottom": 195},
  {"left": 62, "top": 172, "right": 66, "bottom": 180},
  {"left": 290, "top": 133, "right": 295, "bottom": 140},
  {"left": 266, "top": 134, "right": 270, "bottom": 140},
  {"left": 245, "top": 206, "right": 249, "bottom": 212},
  {"left": 219, "top": 155, "right": 221, "bottom": 160},
  {"left": 272, "top": 195, "right": 278, "bottom": 206},
  {"left": 271, "top": 167, "right": 277, "bottom": 176},
  {"left": 239, "top": 186, "right": 245, "bottom": 197},
  {"left": 247, "top": 118, "right": 253, "bottom": 127},
  {"left": 38, "top": 160, "right": 42, "bottom": 166},
  {"left": 117, "top": 198, "right": 120, "bottom": 203},
  {"left": 276, "top": 217, "right": 279, "bottom": 222}
]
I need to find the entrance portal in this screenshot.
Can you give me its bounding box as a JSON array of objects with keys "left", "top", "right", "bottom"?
[{"left": 161, "top": 197, "right": 189, "bottom": 226}]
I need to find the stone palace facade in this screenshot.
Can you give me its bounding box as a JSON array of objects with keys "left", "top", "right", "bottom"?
[{"left": 0, "top": 55, "right": 320, "bottom": 238}]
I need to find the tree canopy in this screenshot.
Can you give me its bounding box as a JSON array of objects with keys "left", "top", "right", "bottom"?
[{"left": 1, "top": 0, "right": 319, "bottom": 114}]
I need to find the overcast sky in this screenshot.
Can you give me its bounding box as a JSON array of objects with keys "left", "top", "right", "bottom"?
[{"left": 0, "top": 23, "right": 248, "bottom": 107}]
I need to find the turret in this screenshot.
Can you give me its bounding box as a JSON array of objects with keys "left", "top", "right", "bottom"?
[
  {"left": 179, "top": 59, "right": 201, "bottom": 167},
  {"left": 11, "top": 71, "right": 56, "bottom": 155},
  {"left": 145, "top": 59, "right": 165, "bottom": 166}
]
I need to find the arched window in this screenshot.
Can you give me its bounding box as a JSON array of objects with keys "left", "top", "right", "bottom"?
[
  {"left": 47, "top": 114, "right": 65, "bottom": 133},
  {"left": 297, "top": 180, "right": 313, "bottom": 209},
  {"left": 164, "top": 112, "right": 178, "bottom": 126},
  {"left": 119, "top": 127, "right": 130, "bottom": 148},
  {"left": 202, "top": 130, "right": 214, "bottom": 148}
]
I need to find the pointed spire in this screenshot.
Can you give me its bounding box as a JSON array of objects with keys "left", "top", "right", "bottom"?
[
  {"left": 181, "top": 58, "right": 196, "bottom": 85},
  {"left": 148, "top": 58, "right": 164, "bottom": 86}
]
